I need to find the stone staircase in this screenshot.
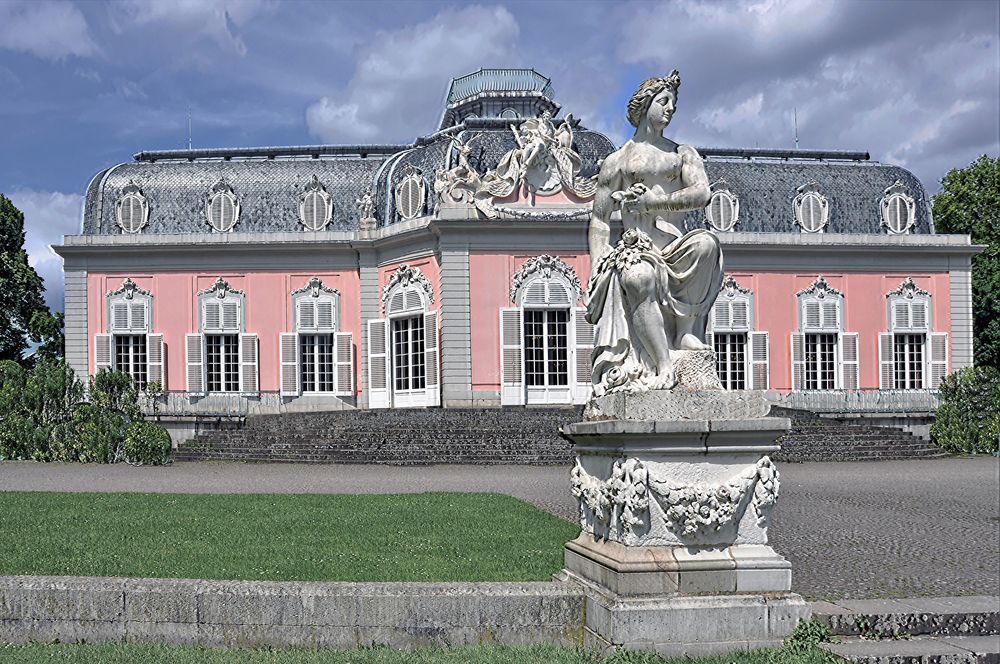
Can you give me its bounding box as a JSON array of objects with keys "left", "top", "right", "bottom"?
[
  {"left": 772, "top": 407, "right": 946, "bottom": 462},
  {"left": 174, "top": 407, "right": 581, "bottom": 465},
  {"left": 174, "top": 404, "right": 944, "bottom": 465},
  {"left": 813, "top": 596, "right": 1000, "bottom": 664}
]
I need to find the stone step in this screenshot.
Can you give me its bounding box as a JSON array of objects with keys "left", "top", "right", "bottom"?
[
  {"left": 812, "top": 597, "right": 1000, "bottom": 638},
  {"left": 820, "top": 635, "right": 1000, "bottom": 664}
]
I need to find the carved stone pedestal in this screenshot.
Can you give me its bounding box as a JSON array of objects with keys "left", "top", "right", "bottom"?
[{"left": 559, "top": 392, "right": 809, "bottom": 656}]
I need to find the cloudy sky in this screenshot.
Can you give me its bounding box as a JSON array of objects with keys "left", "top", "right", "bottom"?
[{"left": 1, "top": 0, "right": 997, "bottom": 311}]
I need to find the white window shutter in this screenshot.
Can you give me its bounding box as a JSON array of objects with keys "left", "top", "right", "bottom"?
[
  {"left": 239, "top": 333, "right": 259, "bottom": 395},
  {"left": 911, "top": 301, "right": 928, "bottom": 331},
  {"left": 185, "top": 333, "right": 205, "bottom": 395},
  {"left": 749, "top": 331, "right": 769, "bottom": 390},
  {"left": 822, "top": 301, "right": 839, "bottom": 330},
  {"left": 424, "top": 310, "right": 440, "bottom": 406},
  {"left": 803, "top": 301, "right": 821, "bottom": 330},
  {"left": 840, "top": 332, "right": 859, "bottom": 390},
  {"left": 146, "top": 333, "right": 164, "bottom": 386},
  {"left": 892, "top": 301, "right": 909, "bottom": 330},
  {"left": 731, "top": 300, "right": 749, "bottom": 331},
  {"left": 130, "top": 301, "right": 147, "bottom": 332},
  {"left": 500, "top": 307, "right": 524, "bottom": 406},
  {"left": 94, "top": 333, "right": 112, "bottom": 374},
  {"left": 573, "top": 307, "right": 594, "bottom": 404},
  {"left": 222, "top": 301, "right": 241, "bottom": 332},
  {"left": 879, "top": 333, "right": 895, "bottom": 389},
  {"left": 297, "top": 300, "right": 316, "bottom": 331},
  {"left": 111, "top": 303, "right": 129, "bottom": 332},
  {"left": 317, "top": 300, "right": 335, "bottom": 332},
  {"left": 929, "top": 332, "right": 948, "bottom": 389},
  {"left": 791, "top": 332, "right": 805, "bottom": 391},
  {"left": 280, "top": 333, "right": 299, "bottom": 397},
  {"left": 335, "top": 331, "right": 354, "bottom": 397},
  {"left": 367, "top": 319, "right": 390, "bottom": 409},
  {"left": 203, "top": 301, "right": 221, "bottom": 332},
  {"left": 713, "top": 300, "right": 730, "bottom": 331}
]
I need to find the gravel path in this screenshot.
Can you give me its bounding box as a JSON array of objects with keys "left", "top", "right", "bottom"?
[{"left": 2, "top": 457, "right": 997, "bottom": 600}]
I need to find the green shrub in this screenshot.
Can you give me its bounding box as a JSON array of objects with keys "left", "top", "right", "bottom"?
[
  {"left": 124, "top": 421, "right": 172, "bottom": 465},
  {"left": 932, "top": 366, "right": 1000, "bottom": 454},
  {"left": 0, "top": 358, "right": 82, "bottom": 461},
  {"left": 57, "top": 404, "right": 127, "bottom": 463}
]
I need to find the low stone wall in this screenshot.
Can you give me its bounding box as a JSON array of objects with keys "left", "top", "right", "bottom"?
[{"left": 0, "top": 576, "right": 584, "bottom": 649}]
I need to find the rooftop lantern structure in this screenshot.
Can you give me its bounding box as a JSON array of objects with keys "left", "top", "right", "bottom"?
[{"left": 439, "top": 68, "right": 561, "bottom": 129}]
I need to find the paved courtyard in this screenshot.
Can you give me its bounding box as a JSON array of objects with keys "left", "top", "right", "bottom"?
[{"left": 2, "top": 457, "right": 997, "bottom": 600}]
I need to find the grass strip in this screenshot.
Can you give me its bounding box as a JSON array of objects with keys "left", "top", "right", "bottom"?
[
  {"left": 0, "top": 491, "right": 578, "bottom": 582},
  {"left": 0, "top": 643, "right": 838, "bottom": 664}
]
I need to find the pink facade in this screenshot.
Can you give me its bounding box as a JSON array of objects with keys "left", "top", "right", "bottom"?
[
  {"left": 468, "top": 261, "right": 953, "bottom": 395},
  {"left": 88, "top": 271, "right": 363, "bottom": 394}
]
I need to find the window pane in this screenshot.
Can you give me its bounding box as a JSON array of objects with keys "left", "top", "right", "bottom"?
[
  {"left": 524, "top": 310, "right": 544, "bottom": 387},
  {"left": 805, "top": 333, "right": 837, "bottom": 390},
  {"left": 714, "top": 333, "right": 746, "bottom": 390}
]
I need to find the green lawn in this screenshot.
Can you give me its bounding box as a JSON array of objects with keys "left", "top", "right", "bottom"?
[
  {"left": 0, "top": 643, "right": 837, "bottom": 664},
  {"left": 0, "top": 491, "right": 578, "bottom": 582}
]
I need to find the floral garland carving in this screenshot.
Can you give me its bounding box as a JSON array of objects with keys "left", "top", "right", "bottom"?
[
  {"left": 197, "top": 277, "right": 244, "bottom": 299},
  {"left": 887, "top": 277, "right": 930, "bottom": 300},
  {"left": 107, "top": 277, "right": 151, "bottom": 300},
  {"left": 797, "top": 275, "right": 842, "bottom": 299},
  {"left": 292, "top": 276, "right": 339, "bottom": 298},
  {"left": 381, "top": 264, "right": 435, "bottom": 311},
  {"left": 648, "top": 456, "right": 779, "bottom": 537},
  {"left": 570, "top": 456, "right": 649, "bottom": 536},
  {"left": 510, "top": 255, "right": 583, "bottom": 304}
]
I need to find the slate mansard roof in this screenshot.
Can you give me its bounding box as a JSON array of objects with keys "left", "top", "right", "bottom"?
[{"left": 80, "top": 69, "right": 934, "bottom": 237}]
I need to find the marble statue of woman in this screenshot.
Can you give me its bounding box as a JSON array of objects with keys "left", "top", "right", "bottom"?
[{"left": 586, "top": 71, "right": 723, "bottom": 395}]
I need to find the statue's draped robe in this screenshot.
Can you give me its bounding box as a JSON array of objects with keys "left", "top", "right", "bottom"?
[{"left": 586, "top": 227, "right": 723, "bottom": 395}]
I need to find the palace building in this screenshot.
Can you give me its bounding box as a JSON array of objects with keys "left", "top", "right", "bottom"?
[{"left": 55, "top": 68, "right": 981, "bottom": 438}]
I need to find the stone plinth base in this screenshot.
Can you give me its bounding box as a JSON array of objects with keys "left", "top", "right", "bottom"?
[
  {"left": 564, "top": 535, "right": 792, "bottom": 596},
  {"left": 583, "top": 389, "right": 775, "bottom": 422},
  {"left": 560, "top": 572, "right": 809, "bottom": 657}
]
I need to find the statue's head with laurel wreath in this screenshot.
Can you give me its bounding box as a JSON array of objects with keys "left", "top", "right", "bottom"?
[{"left": 626, "top": 70, "right": 681, "bottom": 130}]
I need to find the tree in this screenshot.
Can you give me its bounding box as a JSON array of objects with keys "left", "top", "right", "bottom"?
[
  {"left": 0, "top": 194, "right": 47, "bottom": 362},
  {"left": 29, "top": 310, "right": 65, "bottom": 362},
  {"left": 932, "top": 155, "right": 1000, "bottom": 369}
]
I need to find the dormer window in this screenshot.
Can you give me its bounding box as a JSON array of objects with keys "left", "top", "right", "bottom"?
[
  {"left": 206, "top": 181, "right": 239, "bottom": 233},
  {"left": 394, "top": 165, "right": 426, "bottom": 221},
  {"left": 794, "top": 182, "right": 829, "bottom": 233},
  {"left": 299, "top": 175, "right": 333, "bottom": 231},
  {"left": 115, "top": 182, "right": 149, "bottom": 234},
  {"left": 881, "top": 181, "right": 916, "bottom": 235},
  {"left": 705, "top": 181, "right": 739, "bottom": 232}
]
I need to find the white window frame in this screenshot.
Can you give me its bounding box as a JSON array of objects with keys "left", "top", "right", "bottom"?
[
  {"left": 190, "top": 279, "right": 256, "bottom": 395},
  {"left": 502, "top": 257, "right": 591, "bottom": 406},
  {"left": 101, "top": 280, "right": 162, "bottom": 389},
  {"left": 793, "top": 277, "right": 856, "bottom": 391},
  {"left": 380, "top": 282, "right": 438, "bottom": 409},
  {"left": 880, "top": 278, "right": 944, "bottom": 390},
  {"left": 115, "top": 182, "right": 149, "bottom": 234},
  {"left": 709, "top": 276, "right": 768, "bottom": 390},
  {"left": 285, "top": 279, "right": 350, "bottom": 397},
  {"left": 299, "top": 177, "right": 334, "bottom": 231}
]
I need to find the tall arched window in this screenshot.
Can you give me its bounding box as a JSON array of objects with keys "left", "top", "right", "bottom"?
[
  {"left": 94, "top": 278, "right": 162, "bottom": 389},
  {"left": 879, "top": 277, "right": 947, "bottom": 390},
  {"left": 280, "top": 278, "right": 353, "bottom": 398},
  {"left": 499, "top": 255, "right": 592, "bottom": 406},
  {"left": 791, "top": 276, "right": 858, "bottom": 391},
  {"left": 368, "top": 264, "right": 438, "bottom": 409},
  {"left": 708, "top": 276, "right": 768, "bottom": 390},
  {"left": 186, "top": 278, "right": 256, "bottom": 396}
]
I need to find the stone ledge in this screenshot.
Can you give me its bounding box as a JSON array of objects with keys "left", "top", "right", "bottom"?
[{"left": 0, "top": 576, "right": 584, "bottom": 649}]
